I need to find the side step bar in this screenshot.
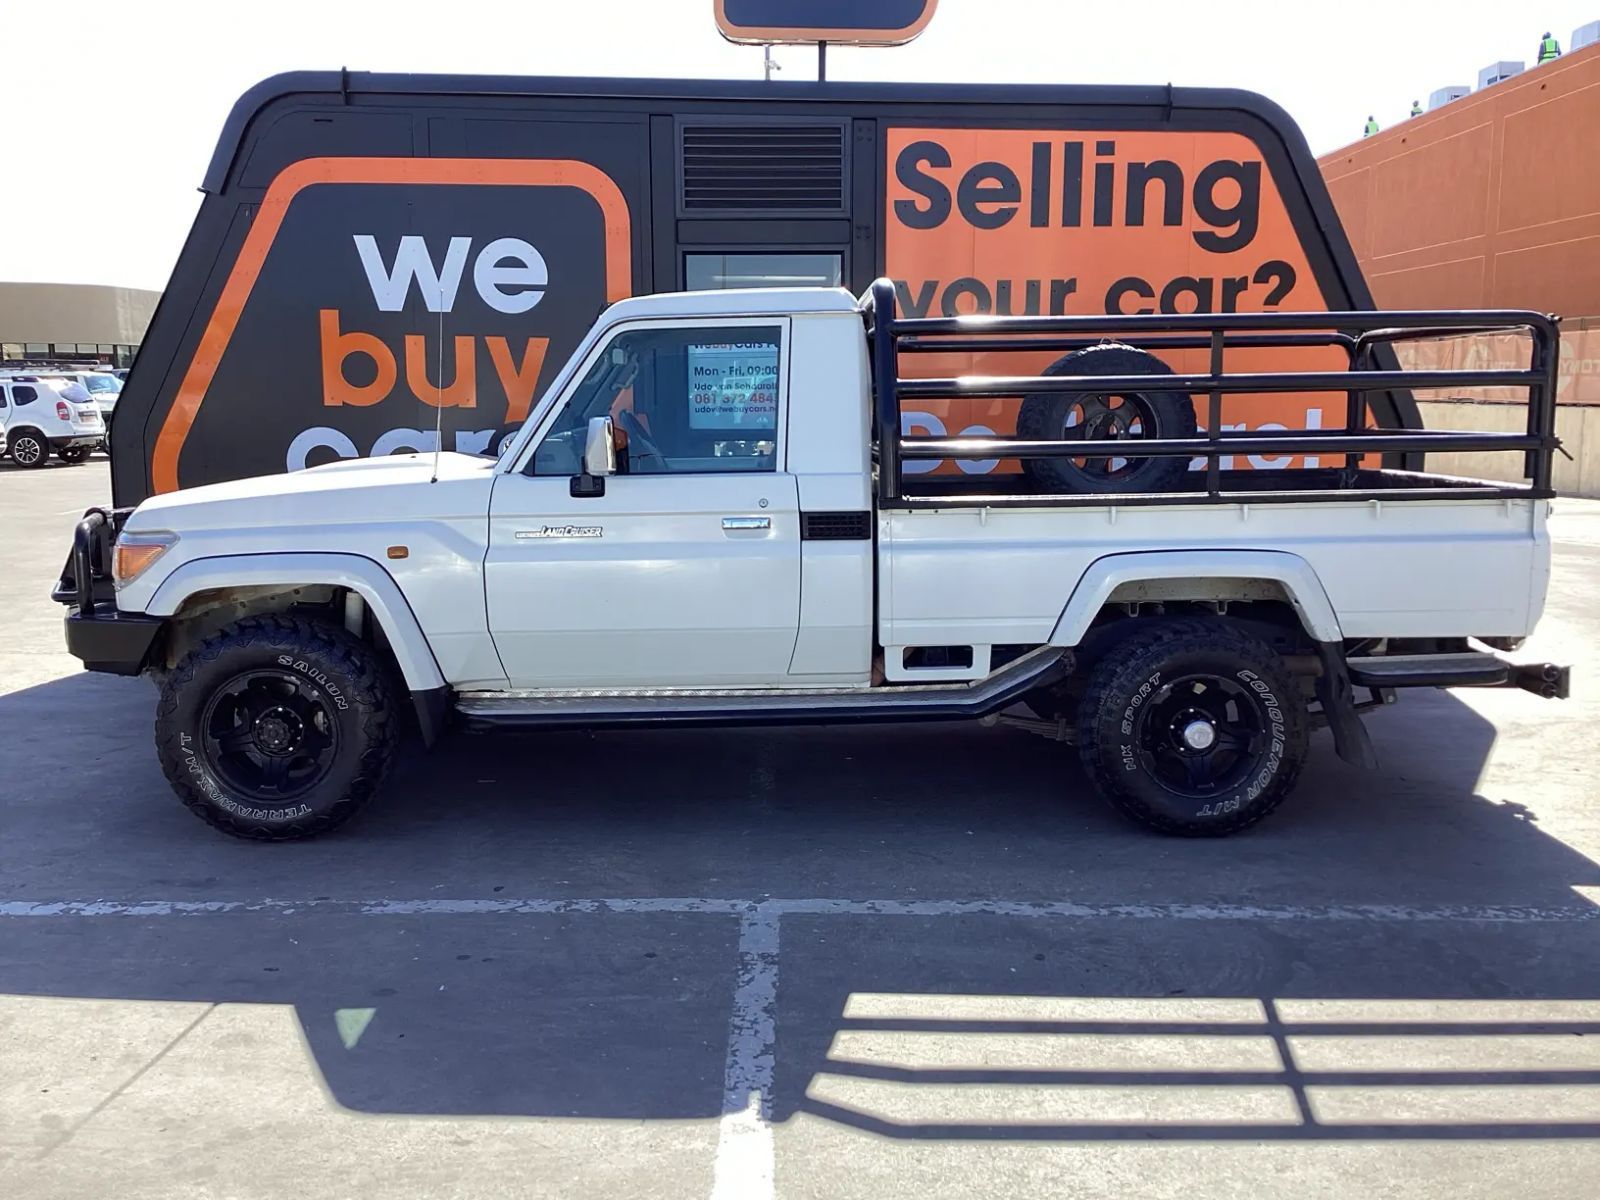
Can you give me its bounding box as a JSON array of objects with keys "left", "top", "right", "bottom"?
[
  {"left": 1347, "top": 652, "right": 1569, "bottom": 699},
  {"left": 456, "top": 646, "right": 1071, "bottom": 731}
]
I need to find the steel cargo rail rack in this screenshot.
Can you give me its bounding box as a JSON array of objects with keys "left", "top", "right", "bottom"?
[{"left": 859, "top": 278, "right": 1561, "bottom": 508}]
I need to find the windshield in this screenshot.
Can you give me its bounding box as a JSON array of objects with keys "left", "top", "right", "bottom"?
[{"left": 80, "top": 374, "right": 121, "bottom": 394}]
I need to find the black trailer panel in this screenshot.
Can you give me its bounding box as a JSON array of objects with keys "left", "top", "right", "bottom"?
[{"left": 114, "top": 72, "right": 1400, "bottom": 505}]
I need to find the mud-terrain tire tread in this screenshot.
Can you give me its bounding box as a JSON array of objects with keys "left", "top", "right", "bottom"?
[
  {"left": 155, "top": 614, "right": 396, "bottom": 841},
  {"left": 1074, "top": 617, "right": 1307, "bottom": 837},
  {"left": 1016, "top": 344, "right": 1198, "bottom": 495}
]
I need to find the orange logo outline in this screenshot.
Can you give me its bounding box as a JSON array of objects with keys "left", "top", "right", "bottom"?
[{"left": 151, "top": 156, "right": 633, "bottom": 494}]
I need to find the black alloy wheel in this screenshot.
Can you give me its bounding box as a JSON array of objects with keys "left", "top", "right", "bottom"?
[
  {"left": 1058, "top": 391, "right": 1159, "bottom": 484},
  {"left": 199, "top": 669, "right": 342, "bottom": 802},
  {"left": 1134, "top": 672, "right": 1268, "bottom": 797}
]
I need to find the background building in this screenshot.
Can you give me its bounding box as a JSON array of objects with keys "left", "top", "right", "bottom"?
[
  {"left": 0, "top": 281, "right": 160, "bottom": 368},
  {"left": 1319, "top": 32, "right": 1600, "bottom": 496}
]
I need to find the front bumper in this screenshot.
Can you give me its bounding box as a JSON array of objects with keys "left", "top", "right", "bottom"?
[
  {"left": 53, "top": 507, "right": 160, "bottom": 675},
  {"left": 64, "top": 609, "right": 162, "bottom": 675}
]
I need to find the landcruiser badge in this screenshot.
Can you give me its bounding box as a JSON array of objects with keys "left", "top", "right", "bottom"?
[{"left": 515, "top": 525, "right": 604, "bottom": 540}]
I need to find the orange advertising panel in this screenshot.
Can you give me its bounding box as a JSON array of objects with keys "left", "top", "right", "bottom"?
[{"left": 884, "top": 127, "right": 1346, "bottom": 473}]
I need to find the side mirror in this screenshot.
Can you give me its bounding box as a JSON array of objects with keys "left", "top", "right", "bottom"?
[
  {"left": 571, "top": 415, "right": 615, "bottom": 498},
  {"left": 583, "top": 415, "right": 616, "bottom": 477}
]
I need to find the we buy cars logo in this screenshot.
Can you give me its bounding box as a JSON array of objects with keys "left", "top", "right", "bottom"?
[{"left": 152, "top": 158, "right": 631, "bottom": 493}]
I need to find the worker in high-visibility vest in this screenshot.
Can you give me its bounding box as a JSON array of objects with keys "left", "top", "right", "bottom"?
[
  {"left": 1538, "top": 32, "right": 1562, "bottom": 63},
  {"left": 1364, "top": 115, "right": 1379, "bottom": 137},
  {"left": 1410, "top": 100, "right": 1424, "bottom": 117}
]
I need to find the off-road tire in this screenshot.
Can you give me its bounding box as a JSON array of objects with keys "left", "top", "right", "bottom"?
[
  {"left": 1016, "top": 345, "right": 1197, "bottom": 495},
  {"left": 9, "top": 429, "right": 49, "bottom": 468},
  {"left": 155, "top": 614, "right": 397, "bottom": 840},
  {"left": 1075, "top": 618, "right": 1308, "bottom": 836}
]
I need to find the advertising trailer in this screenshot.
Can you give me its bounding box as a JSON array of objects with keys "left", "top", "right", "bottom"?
[{"left": 111, "top": 72, "right": 1406, "bottom": 505}]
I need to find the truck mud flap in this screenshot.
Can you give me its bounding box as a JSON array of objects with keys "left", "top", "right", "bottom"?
[{"left": 1315, "top": 642, "right": 1379, "bottom": 770}]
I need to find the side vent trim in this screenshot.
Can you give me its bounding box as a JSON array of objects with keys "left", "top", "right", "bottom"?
[{"left": 802, "top": 511, "right": 872, "bottom": 541}]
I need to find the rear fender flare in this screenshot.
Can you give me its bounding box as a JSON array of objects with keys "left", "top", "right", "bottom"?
[
  {"left": 145, "top": 552, "right": 446, "bottom": 691},
  {"left": 1050, "top": 550, "right": 1343, "bottom": 646}
]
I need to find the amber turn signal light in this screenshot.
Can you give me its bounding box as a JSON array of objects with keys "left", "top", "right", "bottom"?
[{"left": 112, "top": 534, "right": 178, "bottom": 587}]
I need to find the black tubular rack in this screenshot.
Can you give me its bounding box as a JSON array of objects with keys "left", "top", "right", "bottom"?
[{"left": 860, "top": 278, "right": 1561, "bottom": 509}]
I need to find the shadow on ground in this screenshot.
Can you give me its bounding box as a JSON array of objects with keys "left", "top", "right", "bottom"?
[{"left": 3, "top": 668, "right": 1598, "bottom": 1139}]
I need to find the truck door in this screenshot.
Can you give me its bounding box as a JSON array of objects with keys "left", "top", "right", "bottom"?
[{"left": 485, "top": 318, "right": 800, "bottom": 689}]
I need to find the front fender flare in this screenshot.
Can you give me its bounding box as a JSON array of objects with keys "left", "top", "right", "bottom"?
[
  {"left": 145, "top": 552, "right": 446, "bottom": 691},
  {"left": 1050, "top": 550, "right": 1343, "bottom": 646}
]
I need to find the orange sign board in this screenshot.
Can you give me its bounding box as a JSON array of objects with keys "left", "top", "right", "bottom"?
[{"left": 884, "top": 127, "right": 1346, "bottom": 473}]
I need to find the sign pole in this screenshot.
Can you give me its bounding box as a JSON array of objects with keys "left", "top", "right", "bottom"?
[{"left": 817, "top": 41, "right": 827, "bottom": 81}]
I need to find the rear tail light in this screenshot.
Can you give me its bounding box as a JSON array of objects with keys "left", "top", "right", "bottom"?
[{"left": 56, "top": 401, "right": 71, "bottom": 420}]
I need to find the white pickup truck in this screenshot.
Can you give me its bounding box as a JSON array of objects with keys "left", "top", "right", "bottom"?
[{"left": 57, "top": 282, "right": 1569, "bottom": 840}]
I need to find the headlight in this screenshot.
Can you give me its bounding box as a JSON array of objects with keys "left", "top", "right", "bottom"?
[{"left": 113, "top": 531, "right": 178, "bottom": 588}]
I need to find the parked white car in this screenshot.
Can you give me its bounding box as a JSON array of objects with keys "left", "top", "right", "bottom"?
[
  {"left": 52, "top": 370, "right": 123, "bottom": 423},
  {"left": 55, "top": 284, "right": 1569, "bottom": 840},
  {"left": 0, "top": 376, "right": 104, "bottom": 467}
]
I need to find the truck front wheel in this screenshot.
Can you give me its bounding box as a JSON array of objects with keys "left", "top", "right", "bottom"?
[
  {"left": 155, "top": 615, "right": 397, "bottom": 840},
  {"left": 1075, "top": 619, "right": 1308, "bottom": 836}
]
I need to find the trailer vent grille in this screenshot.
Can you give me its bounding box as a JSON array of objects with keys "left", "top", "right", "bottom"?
[
  {"left": 802, "top": 511, "right": 872, "bottom": 541},
  {"left": 680, "top": 124, "right": 847, "bottom": 212}
]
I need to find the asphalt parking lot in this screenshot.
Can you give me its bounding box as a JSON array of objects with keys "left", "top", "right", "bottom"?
[{"left": 3, "top": 457, "right": 1599, "bottom": 1199}]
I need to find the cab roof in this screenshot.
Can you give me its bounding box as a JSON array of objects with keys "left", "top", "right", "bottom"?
[{"left": 601, "top": 286, "right": 860, "bottom": 323}]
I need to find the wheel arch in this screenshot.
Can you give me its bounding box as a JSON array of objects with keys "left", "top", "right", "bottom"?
[
  {"left": 146, "top": 553, "right": 446, "bottom": 692},
  {"left": 1050, "top": 550, "right": 1343, "bottom": 647}
]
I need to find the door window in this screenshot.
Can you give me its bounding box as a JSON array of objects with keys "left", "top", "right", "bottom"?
[
  {"left": 531, "top": 325, "right": 782, "bottom": 477},
  {"left": 685, "top": 252, "right": 841, "bottom": 290},
  {"left": 11, "top": 385, "right": 37, "bottom": 405}
]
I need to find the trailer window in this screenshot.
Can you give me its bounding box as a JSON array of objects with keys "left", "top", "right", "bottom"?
[
  {"left": 686, "top": 253, "right": 841, "bottom": 290},
  {"left": 531, "top": 325, "right": 781, "bottom": 477}
]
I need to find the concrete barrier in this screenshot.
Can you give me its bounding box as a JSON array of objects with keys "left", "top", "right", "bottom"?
[
  {"left": 1415, "top": 400, "right": 1600, "bottom": 497},
  {"left": 1398, "top": 322, "right": 1600, "bottom": 497}
]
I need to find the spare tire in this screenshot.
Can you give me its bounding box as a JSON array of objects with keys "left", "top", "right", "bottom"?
[{"left": 1016, "top": 344, "right": 1197, "bottom": 494}]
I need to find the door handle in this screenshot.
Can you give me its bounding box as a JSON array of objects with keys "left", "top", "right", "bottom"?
[{"left": 721, "top": 516, "right": 771, "bottom": 532}]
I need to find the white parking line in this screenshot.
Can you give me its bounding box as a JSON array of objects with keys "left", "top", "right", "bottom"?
[
  {"left": 2, "top": 897, "right": 1597, "bottom": 921},
  {"left": 5, "top": 892, "right": 1596, "bottom": 1199},
  {"left": 711, "top": 904, "right": 780, "bottom": 1200}
]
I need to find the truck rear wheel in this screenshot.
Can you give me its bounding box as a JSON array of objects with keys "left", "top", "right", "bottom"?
[
  {"left": 1075, "top": 618, "right": 1307, "bottom": 836},
  {"left": 1016, "top": 345, "right": 1196, "bottom": 494},
  {"left": 155, "top": 615, "right": 397, "bottom": 840}
]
